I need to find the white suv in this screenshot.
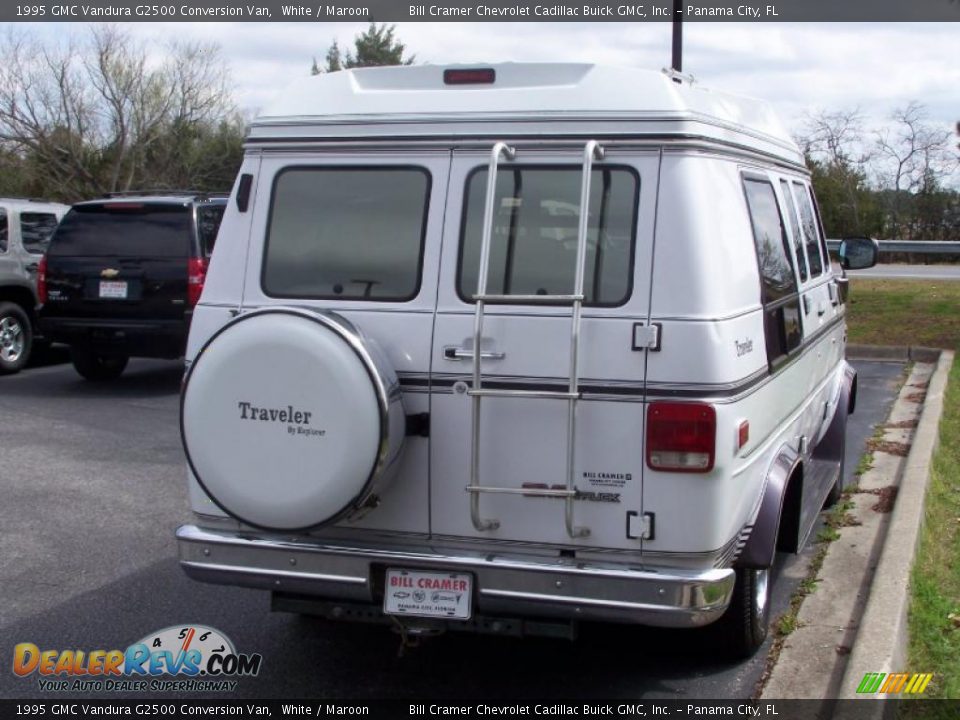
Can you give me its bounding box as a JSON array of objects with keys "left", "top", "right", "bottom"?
[
  {"left": 0, "top": 198, "right": 69, "bottom": 373},
  {"left": 176, "top": 64, "right": 878, "bottom": 657}
]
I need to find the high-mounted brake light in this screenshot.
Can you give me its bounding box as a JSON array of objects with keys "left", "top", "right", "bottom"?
[
  {"left": 37, "top": 254, "right": 47, "bottom": 304},
  {"left": 103, "top": 203, "right": 145, "bottom": 210},
  {"left": 646, "top": 402, "right": 716, "bottom": 473},
  {"left": 187, "top": 257, "right": 208, "bottom": 306},
  {"left": 443, "top": 68, "right": 496, "bottom": 85}
]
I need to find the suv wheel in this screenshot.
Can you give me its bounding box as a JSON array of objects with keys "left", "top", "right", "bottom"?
[
  {"left": 70, "top": 348, "right": 129, "bottom": 381},
  {"left": 720, "top": 566, "right": 771, "bottom": 659},
  {"left": 0, "top": 302, "right": 32, "bottom": 375}
]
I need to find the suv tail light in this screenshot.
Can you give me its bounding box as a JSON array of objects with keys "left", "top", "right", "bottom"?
[
  {"left": 187, "top": 257, "right": 208, "bottom": 306},
  {"left": 646, "top": 402, "right": 716, "bottom": 472},
  {"left": 37, "top": 254, "right": 48, "bottom": 304}
]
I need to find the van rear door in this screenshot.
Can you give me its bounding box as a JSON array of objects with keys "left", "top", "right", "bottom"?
[{"left": 430, "top": 145, "right": 659, "bottom": 550}]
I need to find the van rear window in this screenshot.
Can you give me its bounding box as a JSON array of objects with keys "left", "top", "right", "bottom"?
[
  {"left": 262, "top": 167, "right": 430, "bottom": 301},
  {"left": 458, "top": 166, "right": 638, "bottom": 306},
  {"left": 48, "top": 204, "right": 191, "bottom": 258}
]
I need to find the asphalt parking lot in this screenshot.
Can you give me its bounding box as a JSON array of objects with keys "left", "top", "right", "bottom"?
[{"left": 0, "top": 356, "right": 903, "bottom": 700}]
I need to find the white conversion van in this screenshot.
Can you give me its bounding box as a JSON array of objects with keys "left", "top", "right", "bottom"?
[{"left": 177, "top": 64, "right": 878, "bottom": 657}]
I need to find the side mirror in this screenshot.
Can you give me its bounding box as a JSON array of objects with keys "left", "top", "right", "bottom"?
[{"left": 838, "top": 237, "right": 879, "bottom": 270}]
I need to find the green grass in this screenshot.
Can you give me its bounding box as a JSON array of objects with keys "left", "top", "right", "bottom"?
[
  {"left": 907, "top": 355, "right": 960, "bottom": 707},
  {"left": 847, "top": 279, "right": 960, "bottom": 349}
]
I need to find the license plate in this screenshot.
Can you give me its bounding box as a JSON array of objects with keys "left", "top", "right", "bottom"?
[
  {"left": 99, "top": 281, "right": 127, "bottom": 299},
  {"left": 383, "top": 569, "right": 472, "bottom": 620}
]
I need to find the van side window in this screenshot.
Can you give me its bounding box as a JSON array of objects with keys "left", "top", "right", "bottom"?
[
  {"left": 263, "top": 167, "right": 430, "bottom": 301},
  {"left": 0, "top": 209, "right": 7, "bottom": 253},
  {"left": 778, "top": 179, "right": 808, "bottom": 283},
  {"left": 458, "top": 166, "right": 637, "bottom": 306},
  {"left": 808, "top": 185, "right": 832, "bottom": 270},
  {"left": 743, "top": 178, "right": 797, "bottom": 300},
  {"left": 20, "top": 212, "right": 60, "bottom": 254},
  {"left": 743, "top": 177, "right": 802, "bottom": 366},
  {"left": 791, "top": 182, "right": 824, "bottom": 276}
]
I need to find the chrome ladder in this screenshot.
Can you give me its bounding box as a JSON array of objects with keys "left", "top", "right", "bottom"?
[{"left": 467, "top": 140, "right": 605, "bottom": 539}]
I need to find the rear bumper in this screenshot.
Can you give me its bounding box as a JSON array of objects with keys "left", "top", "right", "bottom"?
[
  {"left": 40, "top": 317, "right": 187, "bottom": 358},
  {"left": 176, "top": 524, "right": 735, "bottom": 629}
]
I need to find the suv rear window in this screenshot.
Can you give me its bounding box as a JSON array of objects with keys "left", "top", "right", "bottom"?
[
  {"left": 0, "top": 210, "right": 7, "bottom": 253},
  {"left": 48, "top": 204, "right": 191, "bottom": 258},
  {"left": 458, "top": 166, "right": 638, "bottom": 306},
  {"left": 262, "top": 167, "right": 430, "bottom": 301}
]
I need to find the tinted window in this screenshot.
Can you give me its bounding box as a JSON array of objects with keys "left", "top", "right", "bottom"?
[
  {"left": 0, "top": 210, "right": 7, "bottom": 253},
  {"left": 743, "top": 178, "right": 797, "bottom": 302},
  {"left": 20, "top": 212, "right": 60, "bottom": 254},
  {"left": 779, "top": 180, "right": 808, "bottom": 283},
  {"left": 808, "top": 185, "right": 832, "bottom": 269},
  {"left": 263, "top": 167, "right": 430, "bottom": 301},
  {"left": 792, "top": 182, "right": 824, "bottom": 276},
  {"left": 744, "top": 177, "right": 801, "bottom": 367},
  {"left": 197, "top": 204, "right": 225, "bottom": 258},
  {"left": 48, "top": 204, "right": 191, "bottom": 258},
  {"left": 459, "top": 167, "right": 637, "bottom": 305}
]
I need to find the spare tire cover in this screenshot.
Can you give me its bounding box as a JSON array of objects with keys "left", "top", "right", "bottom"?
[{"left": 181, "top": 308, "right": 405, "bottom": 530}]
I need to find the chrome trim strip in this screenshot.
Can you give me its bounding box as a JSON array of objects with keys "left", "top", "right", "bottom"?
[
  {"left": 480, "top": 589, "right": 726, "bottom": 614},
  {"left": 181, "top": 561, "right": 366, "bottom": 587}
]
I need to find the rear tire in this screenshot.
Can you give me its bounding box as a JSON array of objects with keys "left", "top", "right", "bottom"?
[
  {"left": 0, "top": 302, "right": 32, "bottom": 375},
  {"left": 70, "top": 347, "right": 128, "bottom": 381},
  {"left": 720, "top": 567, "right": 771, "bottom": 659}
]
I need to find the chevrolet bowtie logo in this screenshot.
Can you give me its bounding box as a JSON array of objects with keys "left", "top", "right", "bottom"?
[{"left": 100, "top": 268, "right": 120, "bottom": 279}]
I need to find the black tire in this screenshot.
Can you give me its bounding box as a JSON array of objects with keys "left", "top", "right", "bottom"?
[
  {"left": 70, "top": 347, "right": 129, "bottom": 381},
  {"left": 720, "top": 566, "right": 771, "bottom": 659},
  {"left": 0, "top": 302, "right": 33, "bottom": 375}
]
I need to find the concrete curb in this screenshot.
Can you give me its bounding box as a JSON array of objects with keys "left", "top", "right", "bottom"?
[
  {"left": 837, "top": 349, "right": 954, "bottom": 703},
  {"left": 847, "top": 344, "right": 943, "bottom": 363}
]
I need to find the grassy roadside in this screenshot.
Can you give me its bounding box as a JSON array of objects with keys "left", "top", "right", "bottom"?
[
  {"left": 846, "top": 279, "right": 960, "bottom": 349},
  {"left": 845, "top": 279, "right": 959, "bottom": 705},
  {"left": 907, "top": 355, "right": 960, "bottom": 705}
]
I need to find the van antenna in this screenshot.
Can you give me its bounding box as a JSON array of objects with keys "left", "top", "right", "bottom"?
[{"left": 671, "top": 0, "right": 683, "bottom": 73}]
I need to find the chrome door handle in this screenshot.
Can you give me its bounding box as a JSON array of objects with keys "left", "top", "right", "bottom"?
[
  {"left": 25, "top": 263, "right": 39, "bottom": 272},
  {"left": 444, "top": 346, "right": 505, "bottom": 361}
]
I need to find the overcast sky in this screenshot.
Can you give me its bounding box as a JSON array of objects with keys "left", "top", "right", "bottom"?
[{"left": 20, "top": 21, "right": 960, "bottom": 144}]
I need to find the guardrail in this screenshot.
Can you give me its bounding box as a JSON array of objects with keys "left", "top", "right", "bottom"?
[{"left": 826, "top": 239, "right": 960, "bottom": 255}]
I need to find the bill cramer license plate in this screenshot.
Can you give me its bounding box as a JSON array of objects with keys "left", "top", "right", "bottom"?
[
  {"left": 383, "top": 569, "right": 472, "bottom": 620},
  {"left": 99, "top": 280, "right": 128, "bottom": 299}
]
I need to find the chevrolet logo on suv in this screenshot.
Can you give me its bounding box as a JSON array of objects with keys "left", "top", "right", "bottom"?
[{"left": 100, "top": 268, "right": 120, "bottom": 279}]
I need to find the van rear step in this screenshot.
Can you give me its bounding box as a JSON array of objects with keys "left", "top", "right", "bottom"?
[{"left": 271, "top": 594, "right": 579, "bottom": 640}]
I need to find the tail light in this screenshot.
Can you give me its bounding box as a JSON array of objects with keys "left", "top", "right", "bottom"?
[
  {"left": 37, "top": 254, "right": 48, "bottom": 304},
  {"left": 646, "top": 402, "right": 716, "bottom": 472},
  {"left": 187, "top": 257, "right": 208, "bottom": 307}
]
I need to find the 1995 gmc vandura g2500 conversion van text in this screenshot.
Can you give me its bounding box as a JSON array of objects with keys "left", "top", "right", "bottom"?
[{"left": 177, "top": 64, "right": 878, "bottom": 656}]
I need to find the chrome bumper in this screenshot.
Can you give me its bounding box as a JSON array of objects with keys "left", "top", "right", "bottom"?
[{"left": 176, "top": 525, "right": 735, "bottom": 628}]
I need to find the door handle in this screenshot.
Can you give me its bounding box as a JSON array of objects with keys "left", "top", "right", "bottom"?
[
  {"left": 25, "top": 263, "right": 38, "bottom": 272},
  {"left": 443, "top": 346, "right": 505, "bottom": 361}
]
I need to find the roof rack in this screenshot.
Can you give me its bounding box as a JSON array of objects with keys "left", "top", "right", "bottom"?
[{"left": 102, "top": 189, "right": 229, "bottom": 200}]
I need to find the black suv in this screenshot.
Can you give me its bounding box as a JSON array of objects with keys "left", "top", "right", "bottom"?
[{"left": 40, "top": 192, "right": 226, "bottom": 380}]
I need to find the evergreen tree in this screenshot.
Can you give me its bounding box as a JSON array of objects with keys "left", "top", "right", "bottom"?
[{"left": 312, "top": 24, "right": 414, "bottom": 74}]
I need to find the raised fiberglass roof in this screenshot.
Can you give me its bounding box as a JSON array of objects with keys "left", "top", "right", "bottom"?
[{"left": 252, "top": 63, "right": 802, "bottom": 165}]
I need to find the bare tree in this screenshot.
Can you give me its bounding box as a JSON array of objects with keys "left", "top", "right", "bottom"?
[
  {"left": 0, "top": 26, "right": 236, "bottom": 200},
  {"left": 797, "top": 109, "right": 875, "bottom": 234},
  {"left": 873, "top": 102, "right": 960, "bottom": 238}
]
